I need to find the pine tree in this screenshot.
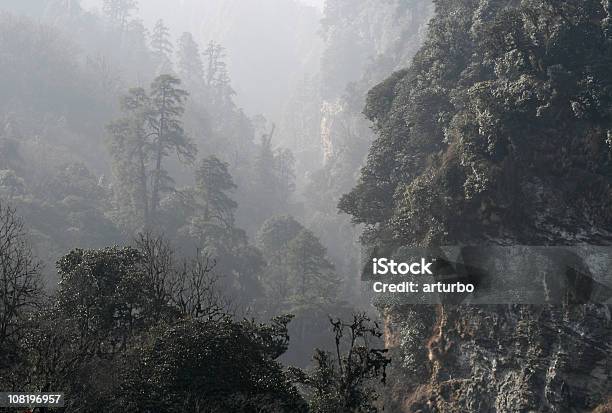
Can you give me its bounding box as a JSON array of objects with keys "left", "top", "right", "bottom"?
[
  {"left": 103, "top": 0, "right": 138, "bottom": 33},
  {"left": 108, "top": 75, "right": 195, "bottom": 231},
  {"left": 256, "top": 215, "right": 338, "bottom": 315},
  {"left": 203, "top": 41, "right": 224, "bottom": 87},
  {"left": 177, "top": 32, "right": 204, "bottom": 84},
  {"left": 148, "top": 75, "right": 195, "bottom": 218},
  {"left": 188, "top": 157, "right": 263, "bottom": 304},
  {"left": 203, "top": 41, "right": 234, "bottom": 104},
  {"left": 256, "top": 215, "right": 304, "bottom": 314},
  {"left": 195, "top": 156, "right": 237, "bottom": 229},
  {"left": 151, "top": 19, "right": 173, "bottom": 74},
  {"left": 256, "top": 215, "right": 303, "bottom": 258},
  {"left": 286, "top": 229, "right": 337, "bottom": 305},
  {"left": 273, "top": 147, "right": 296, "bottom": 205},
  {"left": 107, "top": 87, "right": 151, "bottom": 230},
  {"left": 249, "top": 124, "right": 296, "bottom": 226}
]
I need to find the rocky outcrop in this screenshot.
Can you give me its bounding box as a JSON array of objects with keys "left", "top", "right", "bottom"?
[
  {"left": 318, "top": 0, "right": 433, "bottom": 164},
  {"left": 319, "top": 99, "right": 345, "bottom": 163},
  {"left": 383, "top": 304, "right": 612, "bottom": 412},
  {"left": 338, "top": 2, "right": 612, "bottom": 409}
]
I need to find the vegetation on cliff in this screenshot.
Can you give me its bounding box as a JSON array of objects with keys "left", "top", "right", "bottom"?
[{"left": 341, "top": 0, "right": 612, "bottom": 246}]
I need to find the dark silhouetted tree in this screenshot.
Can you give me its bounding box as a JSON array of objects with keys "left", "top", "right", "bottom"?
[
  {"left": 0, "top": 203, "right": 41, "bottom": 367},
  {"left": 291, "top": 314, "right": 390, "bottom": 413},
  {"left": 116, "top": 315, "right": 308, "bottom": 412},
  {"left": 148, "top": 75, "right": 195, "bottom": 218}
]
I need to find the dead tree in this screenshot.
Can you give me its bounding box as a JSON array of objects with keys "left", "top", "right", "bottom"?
[{"left": 0, "top": 202, "right": 41, "bottom": 364}]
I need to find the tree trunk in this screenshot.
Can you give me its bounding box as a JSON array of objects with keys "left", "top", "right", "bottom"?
[{"left": 150, "top": 88, "right": 167, "bottom": 221}]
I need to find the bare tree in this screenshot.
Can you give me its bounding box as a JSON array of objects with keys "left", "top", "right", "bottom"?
[
  {"left": 0, "top": 202, "right": 41, "bottom": 363},
  {"left": 135, "top": 231, "right": 174, "bottom": 319},
  {"left": 171, "top": 252, "right": 229, "bottom": 320},
  {"left": 136, "top": 232, "right": 231, "bottom": 321}
]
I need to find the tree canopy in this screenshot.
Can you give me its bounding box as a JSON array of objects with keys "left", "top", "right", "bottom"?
[{"left": 340, "top": 0, "right": 612, "bottom": 247}]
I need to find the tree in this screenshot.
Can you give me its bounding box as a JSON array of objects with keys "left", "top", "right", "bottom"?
[
  {"left": 203, "top": 41, "right": 224, "bottom": 86},
  {"left": 257, "top": 225, "right": 344, "bottom": 365},
  {"left": 256, "top": 217, "right": 339, "bottom": 320},
  {"left": 117, "top": 316, "right": 308, "bottom": 412},
  {"left": 171, "top": 252, "right": 224, "bottom": 320},
  {"left": 203, "top": 41, "right": 234, "bottom": 105},
  {"left": 151, "top": 19, "right": 173, "bottom": 73},
  {"left": 290, "top": 314, "right": 390, "bottom": 413},
  {"left": 56, "top": 246, "right": 148, "bottom": 349},
  {"left": 108, "top": 75, "right": 196, "bottom": 230},
  {"left": 195, "top": 156, "right": 237, "bottom": 229},
  {"left": 188, "top": 223, "right": 264, "bottom": 307},
  {"left": 102, "top": 0, "right": 138, "bottom": 33},
  {"left": 177, "top": 32, "right": 204, "bottom": 84},
  {"left": 38, "top": 162, "right": 121, "bottom": 248},
  {"left": 249, "top": 124, "right": 296, "bottom": 227},
  {"left": 135, "top": 231, "right": 225, "bottom": 321},
  {"left": 274, "top": 146, "right": 296, "bottom": 205},
  {"left": 0, "top": 203, "right": 41, "bottom": 367},
  {"left": 133, "top": 232, "right": 177, "bottom": 321},
  {"left": 12, "top": 235, "right": 230, "bottom": 409},
  {"left": 108, "top": 87, "right": 153, "bottom": 230},
  {"left": 187, "top": 159, "right": 264, "bottom": 305},
  {"left": 256, "top": 215, "right": 303, "bottom": 258},
  {"left": 149, "top": 74, "right": 195, "bottom": 215},
  {"left": 256, "top": 215, "right": 304, "bottom": 316},
  {"left": 254, "top": 127, "right": 277, "bottom": 206},
  {"left": 16, "top": 307, "right": 100, "bottom": 401},
  {"left": 285, "top": 229, "right": 337, "bottom": 307}
]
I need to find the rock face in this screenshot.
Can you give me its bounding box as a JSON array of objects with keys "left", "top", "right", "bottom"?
[
  {"left": 338, "top": 0, "right": 612, "bottom": 411},
  {"left": 383, "top": 305, "right": 612, "bottom": 412},
  {"left": 317, "top": 0, "right": 433, "bottom": 165},
  {"left": 320, "top": 100, "right": 345, "bottom": 163}
]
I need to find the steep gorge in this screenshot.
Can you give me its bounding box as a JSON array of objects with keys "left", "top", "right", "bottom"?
[{"left": 299, "top": 0, "right": 433, "bottom": 300}]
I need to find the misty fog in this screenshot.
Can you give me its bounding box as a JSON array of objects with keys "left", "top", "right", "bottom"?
[{"left": 4, "top": 0, "right": 606, "bottom": 411}]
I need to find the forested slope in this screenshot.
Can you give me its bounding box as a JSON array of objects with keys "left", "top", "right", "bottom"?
[
  {"left": 0, "top": 0, "right": 341, "bottom": 372},
  {"left": 341, "top": 0, "right": 612, "bottom": 411},
  {"left": 0, "top": 1, "right": 398, "bottom": 410}
]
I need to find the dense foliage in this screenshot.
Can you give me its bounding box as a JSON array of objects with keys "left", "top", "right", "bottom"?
[
  {"left": 0, "top": 219, "right": 305, "bottom": 411},
  {"left": 291, "top": 314, "right": 390, "bottom": 413},
  {"left": 338, "top": 1, "right": 612, "bottom": 411},
  {"left": 341, "top": 0, "right": 612, "bottom": 247},
  {"left": 0, "top": 205, "right": 387, "bottom": 411}
]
